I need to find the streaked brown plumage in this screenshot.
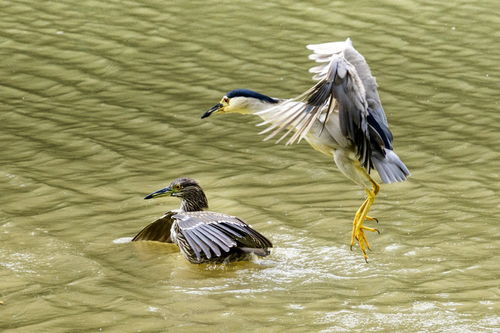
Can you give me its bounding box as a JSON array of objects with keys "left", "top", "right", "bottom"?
[{"left": 132, "top": 177, "right": 272, "bottom": 264}]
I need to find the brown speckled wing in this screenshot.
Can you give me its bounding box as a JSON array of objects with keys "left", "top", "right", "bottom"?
[{"left": 132, "top": 211, "right": 175, "bottom": 243}]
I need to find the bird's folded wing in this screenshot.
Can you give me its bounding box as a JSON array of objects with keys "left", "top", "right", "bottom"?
[
  {"left": 308, "top": 38, "right": 394, "bottom": 163},
  {"left": 173, "top": 211, "right": 272, "bottom": 261},
  {"left": 132, "top": 212, "right": 175, "bottom": 243}
]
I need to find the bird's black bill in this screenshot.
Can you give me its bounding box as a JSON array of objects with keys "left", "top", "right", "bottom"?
[
  {"left": 144, "top": 187, "right": 172, "bottom": 200},
  {"left": 201, "top": 103, "right": 222, "bottom": 119}
]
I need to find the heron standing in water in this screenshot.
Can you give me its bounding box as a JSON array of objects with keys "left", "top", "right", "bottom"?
[
  {"left": 202, "top": 38, "right": 410, "bottom": 261},
  {"left": 133, "top": 177, "right": 272, "bottom": 264}
]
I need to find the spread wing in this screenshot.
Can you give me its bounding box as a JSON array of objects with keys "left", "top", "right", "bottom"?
[
  {"left": 257, "top": 38, "right": 393, "bottom": 170},
  {"left": 131, "top": 211, "right": 175, "bottom": 243},
  {"left": 173, "top": 211, "right": 272, "bottom": 262}
]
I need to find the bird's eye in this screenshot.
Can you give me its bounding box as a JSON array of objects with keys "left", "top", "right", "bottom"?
[
  {"left": 173, "top": 184, "right": 182, "bottom": 191},
  {"left": 223, "top": 97, "right": 229, "bottom": 104}
]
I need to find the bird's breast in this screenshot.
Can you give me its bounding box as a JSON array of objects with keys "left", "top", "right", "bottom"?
[
  {"left": 170, "top": 223, "right": 179, "bottom": 245},
  {"left": 304, "top": 135, "right": 336, "bottom": 156},
  {"left": 302, "top": 112, "right": 350, "bottom": 156}
]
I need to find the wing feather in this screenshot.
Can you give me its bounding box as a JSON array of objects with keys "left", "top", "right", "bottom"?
[
  {"left": 255, "top": 38, "right": 396, "bottom": 170},
  {"left": 234, "top": 218, "right": 273, "bottom": 249},
  {"left": 134, "top": 210, "right": 272, "bottom": 263},
  {"left": 132, "top": 212, "right": 174, "bottom": 243},
  {"left": 183, "top": 228, "right": 212, "bottom": 259},
  {"left": 212, "top": 222, "right": 245, "bottom": 238},
  {"left": 172, "top": 211, "right": 271, "bottom": 262},
  {"left": 180, "top": 229, "right": 204, "bottom": 261},
  {"left": 215, "top": 219, "right": 273, "bottom": 249},
  {"left": 198, "top": 225, "right": 235, "bottom": 252},
  {"left": 190, "top": 227, "right": 221, "bottom": 257}
]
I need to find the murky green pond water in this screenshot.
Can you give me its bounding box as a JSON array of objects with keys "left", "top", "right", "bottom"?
[{"left": 1, "top": 0, "right": 499, "bottom": 332}]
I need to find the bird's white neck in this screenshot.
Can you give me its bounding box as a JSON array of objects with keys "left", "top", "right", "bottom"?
[
  {"left": 229, "top": 97, "right": 280, "bottom": 115},
  {"left": 225, "top": 96, "right": 302, "bottom": 123}
]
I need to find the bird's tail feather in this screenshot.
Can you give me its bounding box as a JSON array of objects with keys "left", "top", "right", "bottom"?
[{"left": 372, "top": 149, "right": 410, "bottom": 184}]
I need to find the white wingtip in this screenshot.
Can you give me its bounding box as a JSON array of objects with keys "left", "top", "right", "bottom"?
[{"left": 306, "top": 40, "right": 348, "bottom": 54}]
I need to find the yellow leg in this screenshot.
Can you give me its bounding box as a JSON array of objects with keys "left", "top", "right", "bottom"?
[
  {"left": 332, "top": 150, "right": 382, "bottom": 262},
  {"left": 350, "top": 200, "right": 379, "bottom": 248},
  {"left": 350, "top": 198, "right": 369, "bottom": 247},
  {"left": 350, "top": 179, "right": 380, "bottom": 262}
]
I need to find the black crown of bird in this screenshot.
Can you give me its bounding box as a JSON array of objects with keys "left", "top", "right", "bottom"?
[{"left": 201, "top": 38, "right": 410, "bottom": 261}]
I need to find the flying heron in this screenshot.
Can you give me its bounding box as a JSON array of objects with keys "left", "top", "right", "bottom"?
[{"left": 201, "top": 38, "right": 410, "bottom": 261}]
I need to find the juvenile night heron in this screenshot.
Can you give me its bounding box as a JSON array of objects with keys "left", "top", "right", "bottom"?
[
  {"left": 202, "top": 38, "right": 410, "bottom": 261},
  {"left": 132, "top": 177, "right": 272, "bottom": 264}
]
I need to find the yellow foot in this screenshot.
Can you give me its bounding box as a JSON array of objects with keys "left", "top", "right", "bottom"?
[
  {"left": 350, "top": 217, "right": 380, "bottom": 248},
  {"left": 349, "top": 180, "right": 381, "bottom": 262},
  {"left": 361, "top": 225, "right": 380, "bottom": 234},
  {"left": 350, "top": 213, "right": 380, "bottom": 262},
  {"left": 350, "top": 225, "right": 380, "bottom": 262},
  {"left": 365, "top": 216, "right": 379, "bottom": 223}
]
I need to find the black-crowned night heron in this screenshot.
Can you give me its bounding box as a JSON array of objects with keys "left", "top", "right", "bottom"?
[
  {"left": 202, "top": 38, "right": 410, "bottom": 261},
  {"left": 132, "top": 177, "right": 272, "bottom": 264}
]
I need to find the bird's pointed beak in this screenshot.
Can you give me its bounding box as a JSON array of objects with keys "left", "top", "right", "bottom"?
[
  {"left": 144, "top": 186, "right": 173, "bottom": 200},
  {"left": 201, "top": 103, "right": 223, "bottom": 119}
]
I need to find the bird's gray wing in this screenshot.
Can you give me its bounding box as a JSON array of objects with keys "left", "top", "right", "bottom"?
[
  {"left": 338, "top": 42, "right": 393, "bottom": 149},
  {"left": 257, "top": 38, "right": 392, "bottom": 170},
  {"left": 173, "top": 211, "right": 272, "bottom": 262},
  {"left": 132, "top": 211, "right": 175, "bottom": 243},
  {"left": 307, "top": 40, "right": 349, "bottom": 81},
  {"left": 255, "top": 39, "right": 348, "bottom": 145}
]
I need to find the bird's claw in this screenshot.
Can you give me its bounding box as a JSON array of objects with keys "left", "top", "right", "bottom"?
[{"left": 350, "top": 220, "right": 380, "bottom": 262}]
